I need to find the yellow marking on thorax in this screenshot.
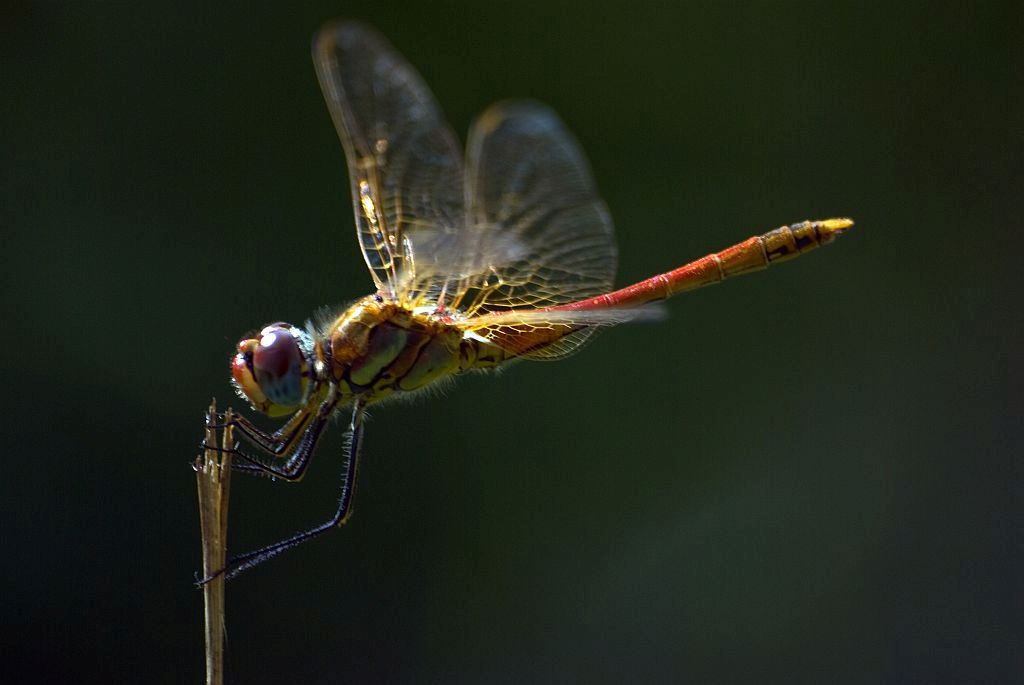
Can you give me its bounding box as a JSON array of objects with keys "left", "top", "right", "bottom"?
[{"left": 326, "top": 298, "right": 468, "bottom": 400}]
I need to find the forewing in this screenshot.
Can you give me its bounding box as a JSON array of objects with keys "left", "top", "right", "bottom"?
[{"left": 313, "top": 21, "right": 464, "bottom": 301}]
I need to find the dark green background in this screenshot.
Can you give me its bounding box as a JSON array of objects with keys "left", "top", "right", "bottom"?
[{"left": 3, "top": 1, "right": 1020, "bottom": 682}]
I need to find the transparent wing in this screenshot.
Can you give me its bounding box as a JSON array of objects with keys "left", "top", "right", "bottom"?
[
  {"left": 464, "top": 304, "right": 663, "bottom": 360},
  {"left": 434, "top": 100, "right": 618, "bottom": 358},
  {"left": 313, "top": 21, "right": 465, "bottom": 302}
]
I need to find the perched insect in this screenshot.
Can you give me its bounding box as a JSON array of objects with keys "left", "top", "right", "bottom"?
[{"left": 207, "top": 21, "right": 852, "bottom": 580}]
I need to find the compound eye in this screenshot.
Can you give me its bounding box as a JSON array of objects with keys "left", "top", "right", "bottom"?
[{"left": 252, "top": 326, "right": 306, "bottom": 407}]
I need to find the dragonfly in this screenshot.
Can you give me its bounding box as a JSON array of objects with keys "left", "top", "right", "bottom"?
[{"left": 206, "top": 20, "right": 852, "bottom": 581}]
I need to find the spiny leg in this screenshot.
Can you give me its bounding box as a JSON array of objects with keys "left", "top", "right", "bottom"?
[
  {"left": 206, "top": 404, "right": 312, "bottom": 456},
  {"left": 225, "top": 407, "right": 331, "bottom": 481},
  {"left": 198, "top": 401, "right": 366, "bottom": 584},
  {"left": 224, "top": 385, "right": 340, "bottom": 481},
  {"left": 205, "top": 382, "right": 331, "bottom": 457},
  {"left": 199, "top": 411, "right": 312, "bottom": 478},
  {"left": 201, "top": 385, "right": 337, "bottom": 481}
]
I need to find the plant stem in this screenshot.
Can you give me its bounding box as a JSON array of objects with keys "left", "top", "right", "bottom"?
[{"left": 195, "top": 400, "right": 233, "bottom": 685}]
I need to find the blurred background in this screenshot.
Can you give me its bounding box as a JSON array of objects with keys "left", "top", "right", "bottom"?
[{"left": 3, "top": 1, "right": 1020, "bottom": 682}]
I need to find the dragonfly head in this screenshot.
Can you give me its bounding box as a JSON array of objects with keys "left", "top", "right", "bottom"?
[{"left": 231, "top": 323, "right": 315, "bottom": 417}]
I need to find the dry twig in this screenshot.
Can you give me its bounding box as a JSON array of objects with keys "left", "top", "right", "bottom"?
[{"left": 195, "top": 400, "right": 233, "bottom": 685}]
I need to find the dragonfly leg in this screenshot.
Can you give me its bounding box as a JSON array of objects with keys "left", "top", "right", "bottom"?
[
  {"left": 223, "top": 414, "right": 329, "bottom": 481},
  {"left": 197, "top": 402, "right": 366, "bottom": 584},
  {"left": 206, "top": 402, "right": 315, "bottom": 458},
  {"left": 199, "top": 385, "right": 337, "bottom": 479},
  {"left": 225, "top": 389, "right": 340, "bottom": 481},
  {"left": 197, "top": 439, "right": 306, "bottom": 479}
]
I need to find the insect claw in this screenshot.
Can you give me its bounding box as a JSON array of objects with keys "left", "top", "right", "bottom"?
[
  {"left": 194, "top": 567, "right": 226, "bottom": 588},
  {"left": 197, "top": 441, "right": 236, "bottom": 455}
]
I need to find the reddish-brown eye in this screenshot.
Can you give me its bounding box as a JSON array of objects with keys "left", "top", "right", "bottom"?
[{"left": 252, "top": 326, "right": 305, "bottom": 406}]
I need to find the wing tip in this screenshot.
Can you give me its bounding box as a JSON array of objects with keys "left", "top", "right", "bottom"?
[
  {"left": 474, "top": 99, "right": 562, "bottom": 135},
  {"left": 312, "top": 19, "right": 383, "bottom": 56}
]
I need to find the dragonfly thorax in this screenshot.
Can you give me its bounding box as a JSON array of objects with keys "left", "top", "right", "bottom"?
[{"left": 321, "top": 296, "right": 468, "bottom": 402}]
